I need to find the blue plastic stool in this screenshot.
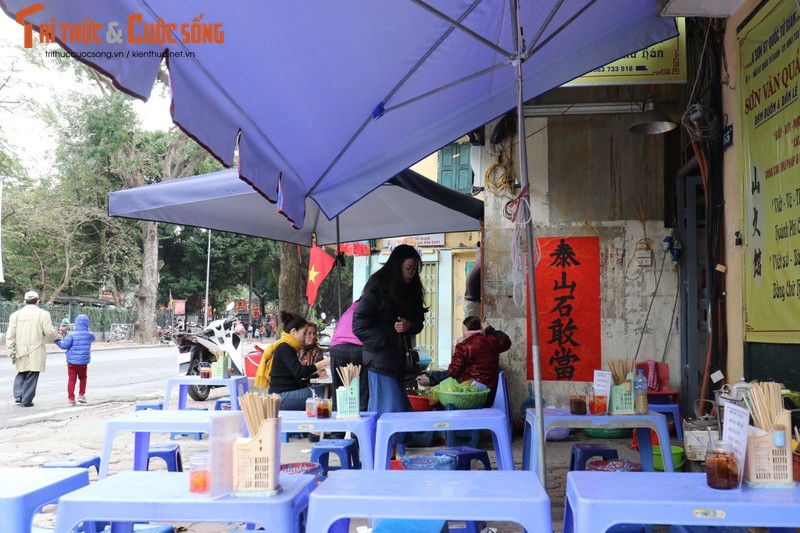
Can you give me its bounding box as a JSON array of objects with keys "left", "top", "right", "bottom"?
[
  {"left": 170, "top": 407, "right": 207, "bottom": 441},
  {"left": 570, "top": 443, "right": 619, "bottom": 471},
  {"left": 650, "top": 402, "right": 683, "bottom": 440},
  {"left": 373, "top": 519, "right": 448, "bottom": 532},
  {"left": 41, "top": 455, "right": 102, "bottom": 475},
  {"left": 147, "top": 443, "right": 183, "bottom": 472},
  {"left": 442, "top": 404, "right": 480, "bottom": 447},
  {"left": 310, "top": 438, "right": 360, "bottom": 474},
  {"left": 214, "top": 398, "right": 231, "bottom": 410},
  {"left": 135, "top": 403, "right": 163, "bottom": 411},
  {"left": 434, "top": 446, "right": 491, "bottom": 471}
]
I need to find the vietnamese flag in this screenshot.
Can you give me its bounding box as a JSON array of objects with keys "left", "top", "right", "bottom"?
[{"left": 306, "top": 245, "right": 336, "bottom": 306}]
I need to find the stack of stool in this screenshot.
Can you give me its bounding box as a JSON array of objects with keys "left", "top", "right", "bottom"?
[
  {"left": 569, "top": 443, "right": 619, "bottom": 471},
  {"left": 170, "top": 407, "right": 207, "bottom": 440},
  {"left": 310, "top": 438, "right": 360, "bottom": 475},
  {"left": 434, "top": 446, "right": 491, "bottom": 471},
  {"left": 147, "top": 443, "right": 183, "bottom": 472},
  {"left": 41, "top": 455, "right": 101, "bottom": 475}
]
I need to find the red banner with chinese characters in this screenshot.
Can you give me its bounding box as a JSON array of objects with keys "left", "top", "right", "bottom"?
[{"left": 527, "top": 236, "right": 601, "bottom": 381}]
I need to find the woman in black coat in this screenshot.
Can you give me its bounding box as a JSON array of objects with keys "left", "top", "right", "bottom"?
[{"left": 353, "top": 244, "right": 427, "bottom": 414}]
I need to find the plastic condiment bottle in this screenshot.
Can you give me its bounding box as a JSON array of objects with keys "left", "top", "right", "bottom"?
[{"left": 634, "top": 368, "right": 649, "bottom": 414}]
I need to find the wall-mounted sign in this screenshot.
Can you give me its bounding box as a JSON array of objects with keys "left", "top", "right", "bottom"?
[{"left": 564, "top": 18, "right": 686, "bottom": 86}]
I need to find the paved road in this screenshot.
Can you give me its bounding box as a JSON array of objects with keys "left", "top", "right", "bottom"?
[{"left": 1, "top": 345, "right": 177, "bottom": 429}]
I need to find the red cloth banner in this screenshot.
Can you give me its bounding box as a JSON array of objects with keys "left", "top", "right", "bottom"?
[
  {"left": 527, "top": 236, "right": 601, "bottom": 381},
  {"left": 339, "top": 241, "right": 371, "bottom": 256},
  {"left": 306, "top": 244, "right": 336, "bottom": 306}
]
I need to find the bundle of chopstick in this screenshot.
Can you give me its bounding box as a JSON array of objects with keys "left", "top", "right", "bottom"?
[
  {"left": 744, "top": 381, "right": 783, "bottom": 430},
  {"left": 607, "top": 358, "right": 635, "bottom": 385},
  {"left": 336, "top": 363, "right": 361, "bottom": 388},
  {"left": 239, "top": 391, "right": 281, "bottom": 436}
]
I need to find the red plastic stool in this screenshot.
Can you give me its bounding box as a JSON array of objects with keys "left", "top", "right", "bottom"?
[{"left": 631, "top": 429, "right": 660, "bottom": 450}]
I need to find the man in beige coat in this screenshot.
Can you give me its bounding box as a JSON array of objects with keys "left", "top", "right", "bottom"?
[{"left": 7, "top": 291, "right": 60, "bottom": 407}]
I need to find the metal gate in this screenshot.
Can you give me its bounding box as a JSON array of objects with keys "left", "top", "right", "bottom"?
[{"left": 419, "top": 262, "right": 438, "bottom": 365}]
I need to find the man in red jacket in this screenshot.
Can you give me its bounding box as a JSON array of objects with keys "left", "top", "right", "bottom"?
[{"left": 418, "top": 316, "right": 511, "bottom": 406}]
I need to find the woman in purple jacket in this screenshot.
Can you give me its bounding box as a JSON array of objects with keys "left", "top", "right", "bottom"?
[
  {"left": 330, "top": 300, "right": 368, "bottom": 411},
  {"left": 54, "top": 314, "right": 96, "bottom": 406}
]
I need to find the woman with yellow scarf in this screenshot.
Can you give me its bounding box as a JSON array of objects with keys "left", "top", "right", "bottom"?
[{"left": 255, "top": 311, "right": 329, "bottom": 410}]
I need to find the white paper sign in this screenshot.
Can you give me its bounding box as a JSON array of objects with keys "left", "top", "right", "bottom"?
[
  {"left": 722, "top": 402, "right": 751, "bottom": 485},
  {"left": 593, "top": 370, "right": 612, "bottom": 398}
]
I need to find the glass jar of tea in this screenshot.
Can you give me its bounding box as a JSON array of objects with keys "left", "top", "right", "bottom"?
[
  {"left": 199, "top": 363, "right": 212, "bottom": 379},
  {"left": 569, "top": 395, "right": 587, "bottom": 415},
  {"left": 705, "top": 440, "right": 739, "bottom": 489},
  {"left": 316, "top": 398, "right": 332, "bottom": 419}
]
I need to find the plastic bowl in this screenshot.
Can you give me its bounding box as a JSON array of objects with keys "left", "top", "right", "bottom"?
[
  {"left": 400, "top": 455, "right": 455, "bottom": 471},
  {"left": 587, "top": 459, "right": 642, "bottom": 472},
  {"left": 545, "top": 427, "right": 571, "bottom": 441},
  {"left": 280, "top": 462, "right": 323, "bottom": 478},
  {"left": 653, "top": 444, "right": 685, "bottom": 472},
  {"left": 407, "top": 394, "right": 433, "bottom": 412}
]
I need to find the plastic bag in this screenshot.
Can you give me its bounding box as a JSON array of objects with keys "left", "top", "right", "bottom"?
[{"left": 439, "top": 377, "right": 459, "bottom": 392}]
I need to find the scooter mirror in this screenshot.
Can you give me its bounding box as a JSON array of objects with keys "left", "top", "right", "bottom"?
[
  {"left": 225, "top": 301, "right": 235, "bottom": 312},
  {"left": 320, "top": 312, "right": 326, "bottom": 321}
]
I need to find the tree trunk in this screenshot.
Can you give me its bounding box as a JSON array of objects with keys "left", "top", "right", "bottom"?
[
  {"left": 278, "top": 242, "right": 303, "bottom": 314},
  {"left": 135, "top": 220, "right": 159, "bottom": 343}
]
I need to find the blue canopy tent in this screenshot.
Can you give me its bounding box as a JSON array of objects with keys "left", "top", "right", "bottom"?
[
  {"left": 2, "top": 0, "right": 678, "bottom": 481},
  {"left": 108, "top": 168, "right": 483, "bottom": 246}
]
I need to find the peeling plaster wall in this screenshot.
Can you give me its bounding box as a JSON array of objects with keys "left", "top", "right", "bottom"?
[{"left": 480, "top": 116, "right": 680, "bottom": 415}]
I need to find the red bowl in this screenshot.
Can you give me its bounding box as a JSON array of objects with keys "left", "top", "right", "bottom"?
[{"left": 407, "top": 394, "right": 432, "bottom": 411}]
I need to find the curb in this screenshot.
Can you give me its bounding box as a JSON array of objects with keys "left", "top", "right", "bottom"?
[{"left": 0, "top": 342, "right": 164, "bottom": 359}]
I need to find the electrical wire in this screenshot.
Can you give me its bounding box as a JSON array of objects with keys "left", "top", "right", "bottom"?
[
  {"left": 634, "top": 250, "right": 670, "bottom": 361},
  {"left": 661, "top": 282, "right": 680, "bottom": 364},
  {"left": 507, "top": 185, "right": 539, "bottom": 308}
]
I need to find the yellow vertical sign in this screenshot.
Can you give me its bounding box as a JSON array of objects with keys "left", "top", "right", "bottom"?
[{"left": 740, "top": 0, "right": 800, "bottom": 342}]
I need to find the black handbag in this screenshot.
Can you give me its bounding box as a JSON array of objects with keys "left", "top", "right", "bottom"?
[{"left": 403, "top": 336, "right": 421, "bottom": 376}]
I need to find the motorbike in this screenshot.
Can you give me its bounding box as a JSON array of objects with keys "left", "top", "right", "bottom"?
[{"left": 176, "top": 317, "right": 245, "bottom": 401}]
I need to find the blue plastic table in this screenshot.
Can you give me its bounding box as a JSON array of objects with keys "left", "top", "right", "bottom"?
[
  {"left": 305, "top": 469, "right": 550, "bottom": 533},
  {"left": 564, "top": 471, "right": 799, "bottom": 532},
  {"left": 0, "top": 467, "right": 89, "bottom": 532},
  {"left": 522, "top": 407, "right": 673, "bottom": 473},
  {"left": 99, "top": 409, "right": 243, "bottom": 478},
  {"left": 164, "top": 376, "right": 248, "bottom": 410},
  {"left": 279, "top": 410, "right": 377, "bottom": 470},
  {"left": 374, "top": 408, "right": 513, "bottom": 470},
  {"left": 53, "top": 470, "right": 315, "bottom": 533}
]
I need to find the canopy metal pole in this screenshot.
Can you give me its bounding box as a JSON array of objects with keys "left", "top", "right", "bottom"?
[
  {"left": 336, "top": 217, "right": 342, "bottom": 318},
  {"left": 204, "top": 229, "right": 211, "bottom": 327},
  {"left": 511, "top": 0, "right": 546, "bottom": 484}
]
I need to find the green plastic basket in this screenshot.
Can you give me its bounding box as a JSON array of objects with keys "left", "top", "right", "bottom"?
[
  {"left": 583, "top": 427, "right": 632, "bottom": 439},
  {"left": 436, "top": 389, "right": 490, "bottom": 409}
]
